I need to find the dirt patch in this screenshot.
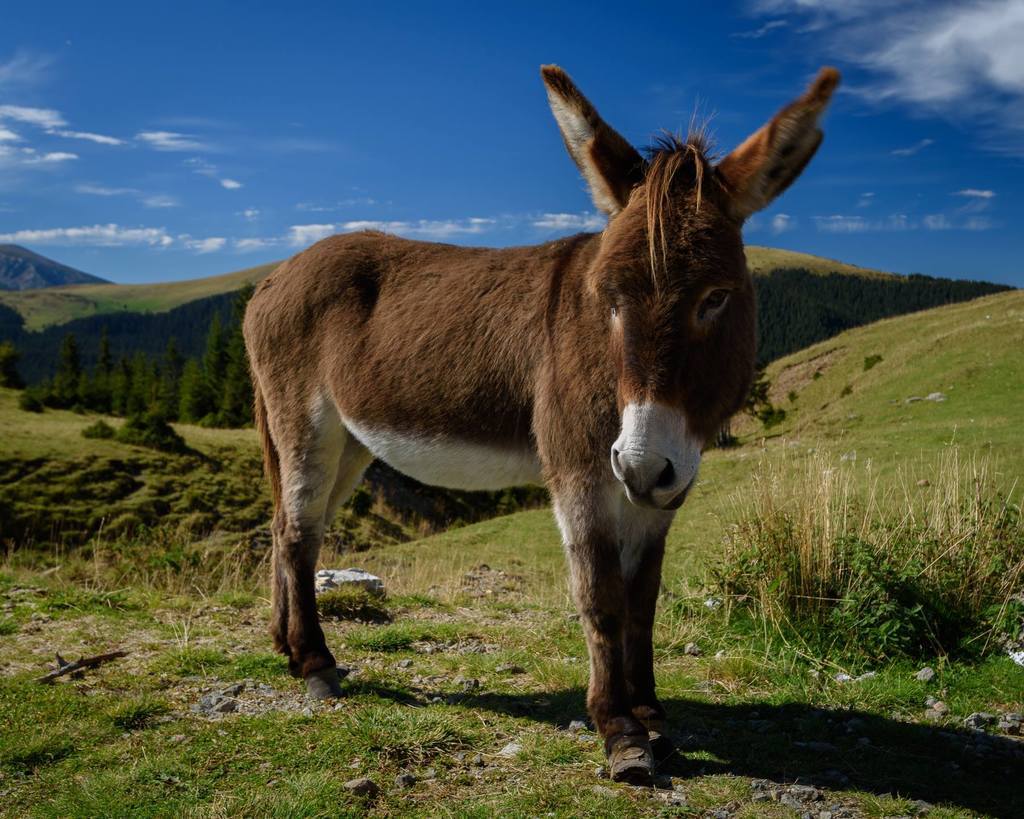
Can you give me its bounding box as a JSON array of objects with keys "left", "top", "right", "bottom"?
[
  {"left": 771, "top": 347, "right": 844, "bottom": 405},
  {"left": 460, "top": 564, "right": 524, "bottom": 599}
]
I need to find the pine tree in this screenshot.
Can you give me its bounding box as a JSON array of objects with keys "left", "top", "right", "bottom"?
[
  {"left": 178, "top": 358, "right": 211, "bottom": 423},
  {"left": 111, "top": 357, "right": 132, "bottom": 415},
  {"left": 202, "top": 313, "right": 228, "bottom": 402},
  {"left": 0, "top": 341, "right": 24, "bottom": 389},
  {"left": 159, "top": 338, "right": 184, "bottom": 420},
  {"left": 127, "top": 352, "right": 156, "bottom": 416},
  {"left": 217, "top": 287, "right": 254, "bottom": 426},
  {"left": 53, "top": 333, "right": 82, "bottom": 407}
]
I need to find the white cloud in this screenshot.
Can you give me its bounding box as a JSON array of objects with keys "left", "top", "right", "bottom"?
[
  {"left": 54, "top": 129, "right": 124, "bottom": 146},
  {"left": 753, "top": 1, "right": 1024, "bottom": 153},
  {"left": 531, "top": 212, "right": 606, "bottom": 231},
  {"left": 22, "top": 150, "right": 77, "bottom": 165},
  {"left": 771, "top": 213, "right": 794, "bottom": 234},
  {"left": 137, "top": 131, "right": 210, "bottom": 151},
  {"left": 340, "top": 218, "right": 496, "bottom": 239},
  {"left": 220, "top": 178, "right": 243, "bottom": 190},
  {"left": 856, "top": 192, "right": 875, "bottom": 208},
  {"left": 0, "top": 50, "right": 53, "bottom": 91},
  {"left": 0, "top": 223, "right": 173, "bottom": 247},
  {"left": 890, "top": 138, "right": 934, "bottom": 157},
  {"left": 0, "top": 127, "right": 19, "bottom": 142},
  {"left": 815, "top": 211, "right": 994, "bottom": 232},
  {"left": 0, "top": 104, "right": 65, "bottom": 129},
  {"left": 239, "top": 208, "right": 260, "bottom": 221},
  {"left": 733, "top": 19, "right": 788, "bottom": 38},
  {"left": 954, "top": 188, "right": 996, "bottom": 199},
  {"left": 180, "top": 235, "right": 226, "bottom": 254},
  {"left": 76, "top": 183, "right": 138, "bottom": 196},
  {"left": 288, "top": 223, "right": 337, "bottom": 246},
  {"left": 235, "top": 237, "right": 277, "bottom": 252},
  {"left": 142, "top": 194, "right": 179, "bottom": 208}
]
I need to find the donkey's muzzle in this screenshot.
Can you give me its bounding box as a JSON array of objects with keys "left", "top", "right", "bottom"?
[
  {"left": 611, "top": 402, "right": 701, "bottom": 510},
  {"left": 611, "top": 447, "right": 693, "bottom": 509}
]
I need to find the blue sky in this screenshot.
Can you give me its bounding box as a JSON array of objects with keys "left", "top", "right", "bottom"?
[{"left": 0, "top": 0, "right": 1021, "bottom": 286}]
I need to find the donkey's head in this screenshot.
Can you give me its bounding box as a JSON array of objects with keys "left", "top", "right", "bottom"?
[{"left": 542, "top": 65, "right": 839, "bottom": 509}]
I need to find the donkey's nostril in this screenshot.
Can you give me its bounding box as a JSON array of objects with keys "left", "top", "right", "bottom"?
[{"left": 655, "top": 459, "right": 675, "bottom": 489}]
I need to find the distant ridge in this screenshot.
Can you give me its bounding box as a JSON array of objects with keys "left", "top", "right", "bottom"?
[{"left": 0, "top": 245, "right": 108, "bottom": 291}]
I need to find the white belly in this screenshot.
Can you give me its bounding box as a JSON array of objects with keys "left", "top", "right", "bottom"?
[{"left": 342, "top": 418, "right": 543, "bottom": 491}]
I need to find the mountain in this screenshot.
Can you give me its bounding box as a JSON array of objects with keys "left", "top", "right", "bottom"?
[{"left": 0, "top": 245, "right": 108, "bottom": 291}]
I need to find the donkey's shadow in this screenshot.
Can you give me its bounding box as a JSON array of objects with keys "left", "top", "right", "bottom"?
[{"left": 440, "top": 688, "right": 1024, "bottom": 817}]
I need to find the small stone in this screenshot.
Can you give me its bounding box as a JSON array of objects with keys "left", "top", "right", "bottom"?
[
  {"left": 396, "top": 659, "right": 413, "bottom": 668},
  {"left": 568, "top": 719, "right": 589, "bottom": 733},
  {"left": 917, "top": 479, "right": 931, "bottom": 487},
  {"left": 421, "top": 768, "right": 437, "bottom": 780},
  {"left": 914, "top": 667, "right": 936, "bottom": 683},
  {"left": 315, "top": 568, "right": 385, "bottom": 597},
  {"left": 495, "top": 663, "right": 525, "bottom": 674},
  {"left": 595, "top": 765, "right": 609, "bottom": 779},
  {"left": 683, "top": 642, "right": 702, "bottom": 657},
  {"left": 910, "top": 798, "right": 933, "bottom": 814},
  {"left": 498, "top": 741, "right": 522, "bottom": 758},
  {"left": 789, "top": 784, "right": 821, "bottom": 801},
  {"left": 997, "top": 713, "right": 1022, "bottom": 734},
  {"left": 395, "top": 772, "right": 417, "bottom": 788},
  {"left": 927, "top": 700, "right": 949, "bottom": 716},
  {"left": 833, "top": 673, "right": 853, "bottom": 683},
  {"left": 471, "top": 753, "right": 485, "bottom": 766},
  {"left": 343, "top": 777, "right": 378, "bottom": 797},
  {"left": 220, "top": 682, "right": 244, "bottom": 696},
  {"left": 963, "top": 712, "right": 996, "bottom": 730},
  {"left": 925, "top": 392, "right": 947, "bottom": 402}
]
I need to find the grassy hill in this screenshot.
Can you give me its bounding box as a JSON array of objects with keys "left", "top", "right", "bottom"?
[
  {"left": 0, "top": 246, "right": 884, "bottom": 332},
  {"left": 0, "top": 260, "right": 278, "bottom": 331},
  {"left": 1, "top": 293, "right": 1022, "bottom": 816}
]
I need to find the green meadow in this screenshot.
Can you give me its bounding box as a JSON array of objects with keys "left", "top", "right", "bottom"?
[{"left": 1, "top": 291, "right": 1022, "bottom": 817}]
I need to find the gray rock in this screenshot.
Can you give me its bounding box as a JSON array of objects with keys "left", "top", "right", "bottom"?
[
  {"left": 498, "top": 741, "right": 522, "bottom": 758},
  {"left": 421, "top": 768, "right": 437, "bottom": 780},
  {"left": 594, "top": 765, "right": 609, "bottom": 779},
  {"left": 568, "top": 719, "right": 589, "bottom": 733},
  {"left": 998, "top": 713, "right": 1022, "bottom": 734},
  {"left": 471, "top": 753, "right": 485, "bottom": 767},
  {"left": 221, "top": 682, "right": 245, "bottom": 696},
  {"left": 343, "top": 777, "right": 379, "bottom": 797},
  {"left": 926, "top": 392, "right": 947, "bottom": 402},
  {"left": 396, "top": 658, "right": 413, "bottom": 669},
  {"left": 964, "top": 712, "right": 997, "bottom": 730},
  {"left": 789, "top": 784, "right": 821, "bottom": 801},
  {"left": 495, "top": 663, "right": 525, "bottom": 674},
  {"left": 395, "top": 772, "right": 417, "bottom": 788},
  {"left": 683, "top": 642, "right": 702, "bottom": 656},
  {"left": 914, "top": 666, "right": 936, "bottom": 683},
  {"left": 314, "top": 568, "right": 385, "bottom": 597}
]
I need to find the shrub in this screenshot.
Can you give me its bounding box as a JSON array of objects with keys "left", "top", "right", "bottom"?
[
  {"left": 115, "top": 412, "right": 188, "bottom": 453},
  {"left": 18, "top": 390, "right": 44, "bottom": 413},
  {"left": 863, "top": 354, "right": 883, "bottom": 371},
  {"left": 712, "top": 449, "right": 1024, "bottom": 664},
  {"left": 81, "top": 419, "right": 115, "bottom": 439}
]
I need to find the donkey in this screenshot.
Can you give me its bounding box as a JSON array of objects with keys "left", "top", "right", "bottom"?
[{"left": 244, "top": 64, "right": 838, "bottom": 784}]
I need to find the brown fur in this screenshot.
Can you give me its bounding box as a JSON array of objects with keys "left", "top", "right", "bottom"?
[{"left": 243, "top": 65, "right": 838, "bottom": 779}]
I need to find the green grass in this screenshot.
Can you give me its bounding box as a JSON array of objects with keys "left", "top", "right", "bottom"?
[{"left": 1, "top": 291, "right": 1022, "bottom": 816}]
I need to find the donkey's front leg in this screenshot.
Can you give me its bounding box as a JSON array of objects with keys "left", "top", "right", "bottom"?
[
  {"left": 560, "top": 506, "right": 654, "bottom": 785},
  {"left": 622, "top": 535, "right": 671, "bottom": 758}
]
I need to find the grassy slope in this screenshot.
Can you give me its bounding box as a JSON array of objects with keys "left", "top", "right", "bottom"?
[
  {"left": 1, "top": 292, "right": 1023, "bottom": 817},
  {"left": 0, "top": 261, "right": 278, "bottom": 330},
  {"left": 0, "top": 246, "right": 889, "bottom": 331}
]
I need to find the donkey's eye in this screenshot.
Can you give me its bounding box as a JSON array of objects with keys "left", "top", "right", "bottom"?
[
  {"left": 610, "top": 305, "right": 619, "bottom": 320},
  {"left": 697, "top": 289, "right": 730, "bottom": 321}
]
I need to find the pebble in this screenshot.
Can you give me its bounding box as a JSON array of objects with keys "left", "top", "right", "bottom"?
[
  {"left": 997, "top": 712, "right": 1022, "bottom": 734},
  {"left": 567, "top": 719, "right": 589, "bottom": 733},
  {"left": 914, "top": 666, "right": 936, "bottom": 683},
  {"left": 498, "top": 741, "right": 522, "bottom": 758},
  {"left": 683, "top": 642, "right": 702, "bottom": 657},
  {"left": 495, "top": 663, "right": 525, "bottom": 674},
  {"left": 343, "top": 777, "right": 379, "bottom": 797},
  {"left": 395, "top": 772, "right": 417, "bottom": 788},
  {"left": 595, "top": 765, "right": 609, "bottom": 779},
  {"left": 396, "top": 659, "right": 413, "bottom": 669}
]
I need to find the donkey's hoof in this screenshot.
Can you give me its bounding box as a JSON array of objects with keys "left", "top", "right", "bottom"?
[
  {"left": 606, "top": 733, "right": 654, "bottom": 785},
  {"left": 305, "top": 667, "right": 344, "bottom": 699},
  {"left": 640, "top": 719, "right": 675, "bottom": 761}
]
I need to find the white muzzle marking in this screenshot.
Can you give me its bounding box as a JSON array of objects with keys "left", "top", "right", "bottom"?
[{"left": 611, "top": 402, "right": 701, "bottom": 509}]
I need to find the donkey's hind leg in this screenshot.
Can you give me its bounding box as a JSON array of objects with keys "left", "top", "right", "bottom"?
[{"left": 269, "top": 396, "right": 350, "bottom": 698}]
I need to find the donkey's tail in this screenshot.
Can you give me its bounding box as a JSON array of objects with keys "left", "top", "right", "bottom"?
[{"left": 253, "top": 381, "right": 282, "bottom": 514}]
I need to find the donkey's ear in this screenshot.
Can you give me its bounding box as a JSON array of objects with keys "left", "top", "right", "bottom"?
[
  {"left": 716, "top": 67, "right": 840, "bottom": 221},
  {"left": 541, "top": 65, "right": 645, "bottom": 216}
]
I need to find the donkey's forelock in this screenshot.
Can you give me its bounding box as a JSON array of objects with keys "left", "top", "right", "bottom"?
[{"left": 639, "top": 132, "right": 715, "bottom": 283}]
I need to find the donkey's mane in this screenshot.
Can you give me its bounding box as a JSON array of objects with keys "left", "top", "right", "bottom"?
[{"left": 642, "top": 131, "right": 713, "bottom": 284}]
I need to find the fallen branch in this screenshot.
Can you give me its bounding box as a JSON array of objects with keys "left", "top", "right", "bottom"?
[{"left": 37, "top": 650, "right": 128, "bottom": 684}]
